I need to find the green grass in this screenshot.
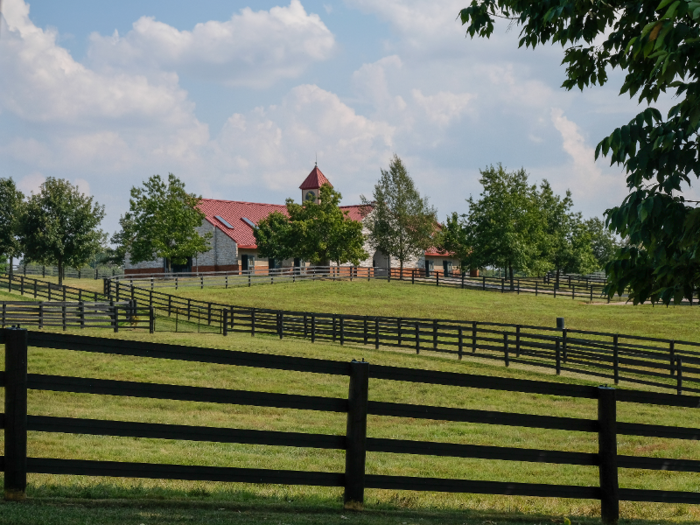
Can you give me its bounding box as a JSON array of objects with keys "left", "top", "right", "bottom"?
[
  {"left": 1, "top": 326, "right": 700, "bottom": 523},
  {"left": 161, "top": 279, "right": 700, "bottom": 343},
  {"left": 2, "top": 278, "right": 700, "bottom": 522}
]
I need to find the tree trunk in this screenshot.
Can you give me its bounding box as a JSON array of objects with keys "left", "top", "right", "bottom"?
[
  {"left": 509, "top": 263, "right": 514, "bottom": 291},
  {"left": 9, "top": 255, "right": 13, "bottom": 279},
  {"left": 58, "top": 259, "right": 63, "bottom": 287},
  {"left": 556, "top": 267, "right": 560, "bottom": 291},
  {"left": 399, "top": 259, "right": 404, "bottom": 280}
]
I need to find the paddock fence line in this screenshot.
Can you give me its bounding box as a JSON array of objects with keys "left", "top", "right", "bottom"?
[
  {"left": 0, "top": 273, "right": 110, "bottom": 303},
  {"left": 110, "top": 265, "right": 617, "bottom": 302},
  {"left": 4, "top": 329, "right": 700, "bottom": 522},
  {"left": 107, "top": 280, "right": 700, "bottom": 395},
  {"left": 0, "top": 301, "right": 153, "bottom": 333},
  {"left": 7, "top": 264, "right": 122, "bottom": 280}
]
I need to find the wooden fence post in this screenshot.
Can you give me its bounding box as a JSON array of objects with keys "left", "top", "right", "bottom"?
[
  {"left": 411, "top": 322, "right": 418, "bottom": 354},
  {"left": 562, "top": 328, "right": 568, "bottom": 363},
  {"left": 676, "top": 358, "right": 683, "bottom": 395},
  {"left": 375, "top": 319, "right": 379, "bottom": 349},
  {"left": 279, "top": 313, "right": 284, "bottom": 340},
  {"left": 482, "top": 276, "right": 486, "bottom": 290},
  {"left": 311, "top": 314, "right": 315, "bottom": 343},
  {"left": 433, "top": 320, "right": 438, "bottom": 351},
  {"left": 670, "top": 341, "right": 675, "bottom": 376},
  {"left": 363, "top": 317, "right": 368, "bottom": 345},
  {"left": 472, "top": 321, "right": 477, "bottom": 353},
  {"left": 555, "top": 338, "right": 561, "bottom": 375},
  {"left": 4, "top": 327, "right": 28, "bottom": 501},
  {"left": 516, "top": 325, "right": 521, "bottom": 357},
  {"left": 458, "top": 327, "right": 463, "bottom": 360},
  {"left": 344, "top": 360, "right": 369, "bottom": 510},
  {"left": 251, "top": 309, "right": 256, "bottom": 337},
  {"left": 503, "top": 333, "right": 509, "bottom": 367},
  {"left": 39, "top": 303, "right": 44, "bottom": 328},
  {"left": 535, "top": 282, "right": 538, "bottom": 296},
  {"left": 598, "top": 386, "right": 619, "bottom": 525},
  {"left": 461, "top": 272, "right": 465, "bottom": 289},
  {"left": 79, "top": 301, "right": 85, "bottom": 329},
  {"left": 501, "top": 278, "right": 504, "bottom": 293},
  {"left": 613, "top": 335, "right": 619, "bottom": 385},
  {"left": 340, "top": 317, "right": 345, "bottom": 346},
  {"left": 150, "top": 307, "right": 155, "bottom": 334},
  {"left": 398, "top": 318, "right": 402, "bottom": 346}
]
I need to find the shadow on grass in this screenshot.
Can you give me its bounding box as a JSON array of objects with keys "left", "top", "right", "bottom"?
[{"left": 0, "top": 484, "right": 685, "bottom": 525}]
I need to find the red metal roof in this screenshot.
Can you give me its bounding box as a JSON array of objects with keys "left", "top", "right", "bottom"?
[
  {"left": 198, "top": 198, "right": 366, "bottom": 249},
  {"left": 299, "top": 165, "right": 332, "bottom": 190}
]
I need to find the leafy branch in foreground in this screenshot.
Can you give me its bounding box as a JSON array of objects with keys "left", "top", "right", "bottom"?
[{"left": 460, "top": 0, "right": 700, "bottom": 304}]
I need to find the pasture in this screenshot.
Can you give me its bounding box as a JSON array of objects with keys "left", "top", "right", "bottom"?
[
  {"left": 1, "top": 325, "right": 700, "bottom": 523},
  {"left": 159, "top": 279, "right": 700, "bottom": 343},
  {"left": 2, "top": 277, "right": 700, "bottom": 523}
]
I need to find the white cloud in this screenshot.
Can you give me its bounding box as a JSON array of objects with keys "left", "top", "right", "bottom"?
[
  {"left": 87, "top": 0, "right": 335, "bottom": 88},
  {"left": 549, "top": 108, "right": 627, "bottom": 211},
  {"left": 214, "top": 84, "right": 395, "bottom": 194},
  {"left": 411, "top": 89, "right": 475, "bottom": 126},
  {"left": 16, "top": 172, "right": 45, "bottom": 195}
]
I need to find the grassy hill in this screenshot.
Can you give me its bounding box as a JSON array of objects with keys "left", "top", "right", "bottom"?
[
  {"left": 0, "top": 325, "right": 696, "bottom": 524},
  {"left": 155, "top": 279, "right": 700, "bottom": 343}
]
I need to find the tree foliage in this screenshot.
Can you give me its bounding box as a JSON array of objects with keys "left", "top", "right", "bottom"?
[
  {"left": 113, "top": 174, "right": 211, "bottom": 273},
  {"left": 459, "top": 0, "right": 700, "bottom": 304},
  {"left": 536, "top": 181, "right": 597, "bottom": 286},
  {"left": 463, "top": 164, "right": 541, "bottom": 288},
  {"left": 255, "top": 184, "right": 368, "bottom": 266},
  {"left": 434, "top": 211, "right": 476, "bottom": 273},
  {"left": 361, "top": 155, "right": 437, "bottom": 272},
  {"left": 19, "top": 178, "right": 105, "bottom": 285},
  {"left": 584, "top": 217, "right": 621, "bottom": 270},
  {"left": 0, "top": 177, "right": 25, "bottom": 274}
]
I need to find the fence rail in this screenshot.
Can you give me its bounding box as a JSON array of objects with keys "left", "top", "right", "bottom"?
[
  {"left": 0, "top": 300, "right": 153, "bottom": 332},
  {"left": 3, "top": 329, "right": 700, "bottom": 523},
  {"left": 8, "top": 264, "right": 121, "bottom": 280},
  {"left": 1, "top": 273, "right": 110, "bottom": 303},
  {"left": 106, "top": 279, "right": 700, "bottom": 396},
  {"left": 113, "top": 265, "right": 616, "bottom": 301}
]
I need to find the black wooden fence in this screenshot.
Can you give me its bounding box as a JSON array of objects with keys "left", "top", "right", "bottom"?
[
  {"left": 107, "top": 280, "right": 700, "bottom": 396},
  {"left": 1, "top": 273, "right": 110, "bottom": 303},
  {"left": 0, "top": 301, "right": 153, "bottom": 332},
  {"left": 3, "top": 329, "right": 700, "bottom": 523},
  {"left": 112, "top": 266, "right": 614, "bottom": 301}
]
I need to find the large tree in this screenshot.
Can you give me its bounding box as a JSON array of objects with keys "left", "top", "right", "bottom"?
[
  {"left": 459, "top": 1, "right": 700, "bottom": 304},
  {"left": 0, "top": 178, "right": 25, "bottom": 277},
  {"left": 19, "top": 178, "right": 105, "bottom": 286},
  {"left": 536, "top": 181, "right": 597, "bottom": 287},
  {"left": 361, "top": 155, "right": 437, "bottom": 274},
  {"left": 255, "top": 184, "right": 368, "bottom": 267},
  {"left": 465, "top": 164, "right": 541, "bottom": 289},
  {"left": 113, "top": 174, "right": 211, "bottom": 273}
]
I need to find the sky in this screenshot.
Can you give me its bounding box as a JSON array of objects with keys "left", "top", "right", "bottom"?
[{"left": 0, "top": 0, "right": 675, "bottom": 236}]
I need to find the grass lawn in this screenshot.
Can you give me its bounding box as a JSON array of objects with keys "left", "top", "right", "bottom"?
[
  {"left": 0, "top": 326, "right": 699, "bottom": 523},
  {"left": 157, "top": 279, "right": 700, "bottom": 343}
]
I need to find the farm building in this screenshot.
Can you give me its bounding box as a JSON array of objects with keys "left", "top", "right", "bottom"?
[{"left": 124, "top": 166, "right": 458, "bottom": 275}]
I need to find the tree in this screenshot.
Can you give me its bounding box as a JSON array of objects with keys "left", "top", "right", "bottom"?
[
  {"left": 465, "top": 164, "right": 541, "bottom": 289},
  {"left": 0, "top": 178, "right": 25, "bottom": 277},
  {"left": 434, "top": 212, "right": 476, "bottom": 274},
  {"left": 361, "top": 155, "right": 437, "bottom": 274},
  {"left": 535, "top": 181, "right": 597, "bottom": 287},
  {"left": 19, "top": 178, "right": 105, "bottom": 286},
  {"left": 584, "top": 217, "right": 621, "bottom": 270},
  {"left": 459, "top": 1, "right": 700, "bottom": 304},
  {"left": 113, "top": 174, "right": 211, "bottom": 273},
  {"left": 255, "top": 184, "right": 368, "bottom": 267}
]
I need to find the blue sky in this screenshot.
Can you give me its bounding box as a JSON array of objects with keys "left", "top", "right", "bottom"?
[{"left": 0, "top": 0, "right": 673, "bottom": 235}]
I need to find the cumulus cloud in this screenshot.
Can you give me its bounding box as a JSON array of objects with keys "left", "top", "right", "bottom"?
[
  {"left": 16, "top": 172, "right": 46, "bottom": 195},
  {"left": 214, "top": 84, "right": 395, "bottom": 194},
  {"left": 411, "top": 89, "right": 475, "bottom": 126},
  {"left": 549, "top": 108, "right": 627, "bottom": 210},
  {"left": 87, "top": 0, "right": 335, "bottom": 88}
]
